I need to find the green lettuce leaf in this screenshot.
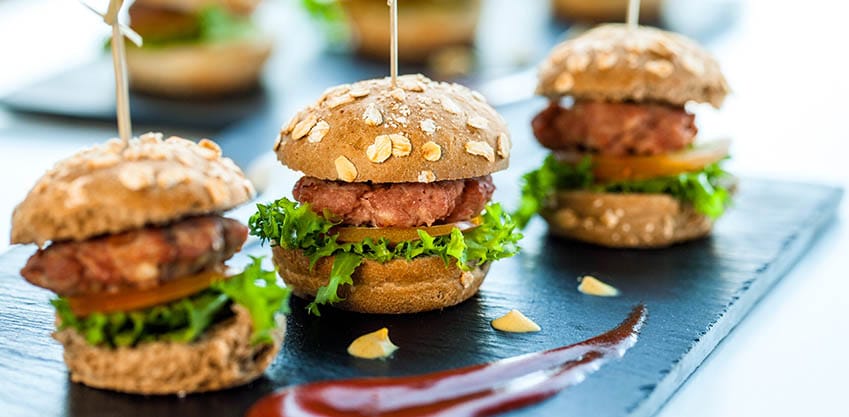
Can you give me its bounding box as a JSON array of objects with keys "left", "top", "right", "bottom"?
[
  {"left": 52, "top": 257, "right": 290, "bottom": 348},
  {"left": 138, "top": 6, "right": 258, "bottom": 48},
  {"left": 309, "top": 252, "right": 362, "bottom": 316},
  {"left": 213, "top": 257, "right": 292, "bottom": 344},
  {"left": 514, "top": 155, "right": 732, "bottom": 229},
  {"left": 300, "top": 0, "right": 348, "bottom": 44},
  {"left": 249, "top": 200, "right": 521, "bottom": 315}
]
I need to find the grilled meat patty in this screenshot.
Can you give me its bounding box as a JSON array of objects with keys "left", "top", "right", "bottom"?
[
  {"left": 21, "top": 215, "right": 247, "bottom": 296},
  {"left": 293, "top": 176, "right": 495, "bottom": 227},
  {"left": 532, "top": 100, "right": 697, "bottom": 156}
]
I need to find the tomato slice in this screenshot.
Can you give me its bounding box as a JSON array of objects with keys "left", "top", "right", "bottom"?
[
  {"left": 66, "top": 268, "right": 228, "bottom": 317},
  {"left": 332, "top": 217, "right": 482, "bottom": 244},
  {"left": 555, "top": 139, "right": 730, "bottom": 182}
]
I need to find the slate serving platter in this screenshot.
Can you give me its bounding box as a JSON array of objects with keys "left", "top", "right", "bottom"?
[
  {"left": 0, "top": 3, "right": 821, "bottom": 415},
  {"left": 0, "top": 171, "right": 842, "bottom": 417}
]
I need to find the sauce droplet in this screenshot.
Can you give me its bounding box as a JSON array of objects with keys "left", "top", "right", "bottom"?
[
  {"left": 578, "top": 275, "right": 620, "bottom": 297},
  {"left": 247, "top": 305, "right": 647, "bottom": 417},
  {"left": 491, "top": 309, "right": 541, "bottom": 333},
  {"left": 347, "top": 328, "right": 399, "bottom": 360}
]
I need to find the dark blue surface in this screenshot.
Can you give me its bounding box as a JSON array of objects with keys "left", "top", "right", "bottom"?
[{"left": 0, "top": 161, "right": 842, "bottom": 417}]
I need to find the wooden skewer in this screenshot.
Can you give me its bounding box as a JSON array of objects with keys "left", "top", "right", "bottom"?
[
  {"left": 82, "top": 0, "right": 138, "bottom": 143},
  {"left": 627, "top": 0, "right": 641, "bottom": 29},
  {"left": 389, "top": 0, "right": 398, "bottom": 87}
]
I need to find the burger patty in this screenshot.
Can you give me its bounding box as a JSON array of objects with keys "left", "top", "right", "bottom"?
[
  {"left": 293, "top": 176, "right": 495, "bottom": 227},
  {"left": 532, "top": 100, "right": 697, "bottom": 155},
  {"left": 21, "top": 215, "right": 247, "bottom": 297}
]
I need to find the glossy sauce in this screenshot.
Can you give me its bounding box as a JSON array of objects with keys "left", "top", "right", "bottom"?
[{"left": 247, "top": 305, "right": 647, "bottom": 417}]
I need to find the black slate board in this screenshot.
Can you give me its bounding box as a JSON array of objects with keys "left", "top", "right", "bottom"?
[
  {"left": 0, "top": 177, "right": 842, "bottom": 417},
  {"left": 0, "top": 58, "right": 270, "bottom": 130}
]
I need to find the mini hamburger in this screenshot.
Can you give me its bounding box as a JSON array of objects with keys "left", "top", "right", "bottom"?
[
  {"left": 550, "top": 0, "right": 662, "bottom": 23},
  {"left": 126, "top": 0, "right": 272, "bottom": 96},
  {"left": 339, "top": 0, "right": 482, "bottom": 63},
  {"left": 516, "top": 24, "right": 733, "bottom": 247},
  {"left": 250, "top": 74, "right": 521, "bottom": 315},
  {"left": 10, "top": 133, "right": 290, "bottom": 394}
]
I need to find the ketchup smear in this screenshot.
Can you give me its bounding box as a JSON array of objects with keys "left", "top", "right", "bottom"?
[{"left": 248, "top": 305, "right": 646, "bottom": 417}]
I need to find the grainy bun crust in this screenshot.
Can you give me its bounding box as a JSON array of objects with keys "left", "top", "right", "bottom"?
[
  {"left": 275, "top": 74, "right": 511, "bottom": 183},
  {"left": 126, "top": 36, "right": 272, "bottom": 97},
  {"left": 272, "top": 247, "right": 489, "bottom": 314},
  {"left": 550, "top": 0, "right": 661, "bottom": 22},
  {"left": 537, "top": 24, "right": 729, "bottom": 108},
  {"left": 54, "top": 305, "right": 284, "bottom": 395},
  {"left": 341, "top": 0, "right": 481, "bottom": 62},
  {"left": 133, "top": 0, "right": 261, "bottom": 14},
  {"left": 11, "top": 133, "right": 254, "bottom": 246},
  {"left": 541, "top": 191, "right": 712, "bottom": 248}
]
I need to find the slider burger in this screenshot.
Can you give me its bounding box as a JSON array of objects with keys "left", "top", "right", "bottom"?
[
  {"left": 126, "top": 0, "right": 272, "bottom": 96},
  {"left": 516, "top": 24, "right": 733, "bottom": 247},
  {"left": 340, "top": 0, "right": 482, "bottom": 63},
  {"left": 550, "top": 0, "right": 662, "bottom": 23},
  {"left": 251, "top": 74, "right": 521, "bottom": 315},
  {"left": 10, "top": 133, "right": 290, "bottom": 394}
]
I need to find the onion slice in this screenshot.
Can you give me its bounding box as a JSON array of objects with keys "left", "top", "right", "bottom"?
[
  {"left": 332, "top": 217, "right": 483, "bottom": 244},
  {"left": 555, "top": 139, "right": 730, "bottom": 182}
]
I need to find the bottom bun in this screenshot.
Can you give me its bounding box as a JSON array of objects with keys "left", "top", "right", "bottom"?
[
  {"left": 126, "top": 36, "right": 272, "bottom": 97},
  {"left": 342, "top": 0, "right": 481, "bottom": 62},
  {"left": 272, "top": 247, "right": 489, "bottom": 314},
  {"left": 541, "top": 190, "right": 713, "bottom": 248},
  {"left": 54, "top": 305, "right": 284, "bottom": 395},
  {"left": 551, "top": 0, "right": 661, "bottom": 22}
]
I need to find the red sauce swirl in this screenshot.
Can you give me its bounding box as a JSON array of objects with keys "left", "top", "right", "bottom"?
[{"left": 248, "top": 305, "right": 647, "bottom": 417}]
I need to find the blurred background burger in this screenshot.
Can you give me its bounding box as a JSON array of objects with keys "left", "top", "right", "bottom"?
[{"left": 126, "top": 0, "right": 272, "bottom": 97}]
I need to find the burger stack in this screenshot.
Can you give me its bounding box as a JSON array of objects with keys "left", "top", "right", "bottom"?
[
  {"left": 11, "top": 134, "right": 290, "bottom": 394},
  {"left": 250, "top": 74, "right": 522, "bottom": 315},
  {"left": 517, "top": 24, "right": 733, "bottom": 247}
]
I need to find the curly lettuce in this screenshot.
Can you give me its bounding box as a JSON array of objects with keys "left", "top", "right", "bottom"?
[
  {"left": 136, "top": 6, "right": 258, "bottom": 48},
  {"left": 249, "top": 199, "right": 522, "bottom": 315},
  {"left": 514, "top": 155, "right": 732, "bottom": 228},
  {"left": 52, "top": 257, "right": 290, "bottom": 348}
]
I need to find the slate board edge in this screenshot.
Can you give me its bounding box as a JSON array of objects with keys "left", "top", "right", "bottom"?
[{"left": 627, "top": 187, "right": 844, "bottom": 417}]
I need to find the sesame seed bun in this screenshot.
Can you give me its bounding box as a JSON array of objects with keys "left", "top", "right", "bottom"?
[
  {"left": 275, "top": 74, "right": 511, "bottom": 184},
  {"left": 536, "top": 24, "right": 729, "bottom": 108},
  {"left": 550, "top": 0, "right": 662, "bottom": 23},
  {"left": 272, "top": 246, "right": 489, "bottom": 314},
  {"left": 10, "top": 133, "right": 255, "bottom": 246},
  {"left": 126, "top": 35, "right": 272, "bottom": 97},
  {"left": 540, "top": 190, "right": 713, "bottom": 248},
  {"left": 341, "top": 0, "right": 481, "bottom": 62},
  {"left": 54, "top": 305, "right": 284, "bottom": 395},
  {"left": 132, "top": 0, "right": 261, "bottom": 14}
]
